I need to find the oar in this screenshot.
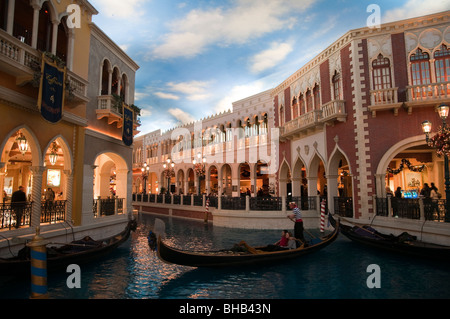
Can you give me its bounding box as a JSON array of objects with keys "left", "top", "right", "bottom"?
[
  {"left": 48, "top": 242, "right": 96, "bottom": 247},
  {"left": 238, "top": 240, "right": 260, "bottom": 254}
]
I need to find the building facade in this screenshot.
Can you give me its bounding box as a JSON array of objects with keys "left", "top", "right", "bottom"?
[
  {"left": 133, "top": 11, "right": 449, "bottom": 242},
  {"left": 0, "top": 0, "right": 140, "bottom": 257}
]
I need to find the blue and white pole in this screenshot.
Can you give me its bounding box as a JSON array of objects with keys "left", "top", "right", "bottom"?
[{"left": 27, "top": 227, "right": 49, "bottom": 299}]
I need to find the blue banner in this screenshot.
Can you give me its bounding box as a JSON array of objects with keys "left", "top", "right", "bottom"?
[
  {"left": 122, "top": 105, "right": 134, "bottom": 146},
  {"left": 37, "top": 56, "right": 66, "bottom": 123}
]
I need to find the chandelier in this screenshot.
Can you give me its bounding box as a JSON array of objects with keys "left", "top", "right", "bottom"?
[{"left": 16, "top": 132, "right": 28, "bottom": 155}]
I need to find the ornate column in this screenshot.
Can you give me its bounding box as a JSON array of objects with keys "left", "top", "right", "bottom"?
[
  {"left": 29, "top": 166, "right": 45, "bottom": 228},
  {"left": 63, "top": 170, "right": 74, "bottom": 224},
  {"left": 31, "top": 2, "right": 41, "bottom": 49}
]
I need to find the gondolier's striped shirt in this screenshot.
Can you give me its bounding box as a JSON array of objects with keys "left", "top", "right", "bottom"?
[{"left": 293, "top": 206, "right": 302, "bottom": 222}]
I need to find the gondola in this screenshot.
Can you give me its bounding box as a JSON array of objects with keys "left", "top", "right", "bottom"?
[
  {"left": 0, "top": 219, "right": 137, "bottom": 275},
  {"left": 329, "top": 214, "right": 450, "bottom": 261},
  {"left": 156, "top": 220, "right": 339, "bottom": 267}
]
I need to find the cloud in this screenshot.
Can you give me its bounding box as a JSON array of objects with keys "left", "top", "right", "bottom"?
[
  {"left": 167, "top": 81, "right": 212, "bottom": 101},
  {"left": 214, "top": 81, "right": 268, "bottom": 113},
  {"left": 168, "top": 108, "right": 197, "bottom": 124},
  {"left": 92, "top": 0, "right": 146, "bottom": 19},
  {"left": 154, "top": 92, "right": 180, "bottom": 100},
  {"left": 383, "top": 0, "right": 450, "bottom": 23},
  {"left": 151, "top": 0, "right": 317, "bottom": 59},
  {"left": 250, "top": 42, "right": 293, "bottom": 73}
]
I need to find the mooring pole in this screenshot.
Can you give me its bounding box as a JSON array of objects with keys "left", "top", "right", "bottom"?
[{"left": 27, "top": 227, "right": 49, "bottom": 299}]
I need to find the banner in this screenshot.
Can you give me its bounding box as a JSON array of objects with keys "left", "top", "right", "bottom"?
[
  {"left": 122, "top": 104, "right": 134, "bottom": 146},
  {"left": 37, "top": 55, "right": 66, "bottom": 123}
]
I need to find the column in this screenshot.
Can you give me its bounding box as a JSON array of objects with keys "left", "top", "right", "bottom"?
[
  {"left": 31, "top": 3, "right": 40, "bottom": 49},
  {"left": 66, "top": 29, "right": 75, "bottom": 71},
  {"left": 81, "top": 165, "right": 96, "bottom": 226},
  {"left": 6, "top": 0, "right": 15, "bottom": 35},
  {"left": 29, "top": 166, "right": 45, "bottom": 228},
  {"left": 326, "top": 174, "right": 340, "bottom": 215},
  {"left": 63, "top": 170, "right": 74, "bottom": 224},
  {"left": 50, "top": 19, "right": 59, "bottom": 55}
]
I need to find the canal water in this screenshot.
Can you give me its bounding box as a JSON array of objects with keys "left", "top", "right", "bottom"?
[{"left": 1, "top": 213, "right": 449, "bottom": 300}]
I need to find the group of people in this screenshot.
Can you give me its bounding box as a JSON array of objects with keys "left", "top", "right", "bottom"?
[{"left": 269, "top": 202, "right": 307, "bottom": 251}]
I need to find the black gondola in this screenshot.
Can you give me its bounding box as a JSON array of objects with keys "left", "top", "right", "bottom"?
[
  {"left": 156, "top": 220, "right": 339, "bottom": 267},
  {"left": 329, "top": 214, "right": 450, "bottom": 261},
  {"left": 0, "top": 219, "right": 137, "bottom": 275}
]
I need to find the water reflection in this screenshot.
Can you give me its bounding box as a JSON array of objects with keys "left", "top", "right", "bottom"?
[{"left": 1, "top": 213, "right": 450, "bottom": 299}]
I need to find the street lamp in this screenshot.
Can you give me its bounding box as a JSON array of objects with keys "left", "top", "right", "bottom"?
[
  {"left": 421, "top": 103, "right": 450, "bottom": 222},
  {"left": 163, "top": 158, "right": 175, "bottom": 194},
  {"left": 141, "top": 163, "right": 150, "bottom": 193},
  {"left": 193, "top": 152, "right": 206, "bottom": 195}
]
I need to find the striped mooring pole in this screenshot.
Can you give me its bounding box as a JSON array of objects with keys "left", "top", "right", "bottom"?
[
  {"left": 320, "top": 199, "right": 326, "bottom": 233},
  {"left": 27, "top": 227, "right": 49, "bottom": 299},
  {"left": 204, "top": 198, "right": 210, "bottom": 223}
]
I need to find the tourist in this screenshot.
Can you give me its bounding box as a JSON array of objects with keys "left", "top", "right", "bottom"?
[
  {"left": 288, "top": 202, "right": 306, "bottom": 244},
  {"left": 286, "top": 231, "right": 298, "bottom": 249},
  {"left": 274, "top": 230, "right": 289, "bottom": 247},
  {"left": 420, "top": 183, "right": 431, "bottom": 198},
  {"left": 430, "top": 183, "right": 441, "bottom": 219},
  {"left": 11, "top": 186, "right": 27, "bottom": 228}
]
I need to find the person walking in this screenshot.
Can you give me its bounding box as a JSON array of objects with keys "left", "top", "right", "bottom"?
[
  {"left": 11, "top": 186, "right": 27, "bottom": 228},
  {"left": 288, "top": 202, "right": 306, "bottom": 245}
]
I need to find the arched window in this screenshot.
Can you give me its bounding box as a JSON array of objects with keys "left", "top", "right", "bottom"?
[
  {"left": 372, "top": 54, "right": 392, "bottom": 90},
  {"left": 37, "top": 2, "right": 53, "bottom": 52},
  {"left": 101, "top": 60, "right": 111, "bottom": 95},
  {"left": 332, "top": 71, "right": 341, "bottom": 100},
  {"left": 279, "top": 106, "right": 285, "bottom": 126},
  {"left": 434, "top": 44, "right": 450, "bottom": 83},
  {"left": 56, "top": 16, "right": 68, "bottom": 62},
  {"left": 13, "top": 0, "right": 33, "bottom": 46},
  {"left": 306, "top": 89, "right": 312, "bottom": 113},
  {"left": 120, "top": 73, "right": 128, "bottom": 103},
  {"left": 298, "top": 93, "right": 304, "bottom": 115},
  {"left": 292, "top": 97, "right": 298, "bottom": 119},
  {"left": 313, "top": 84, "right": 320, "bottom": 110},
  {"left": 410, "top": 48, "right": 431, "bottom": 86}
]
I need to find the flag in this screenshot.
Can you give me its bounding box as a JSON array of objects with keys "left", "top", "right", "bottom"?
[
  {"left": 37, "top": 55, "right": 66, "bottom": 123},
  {"left": 122, "top": 104, "right": 134, "bottom": 146}
]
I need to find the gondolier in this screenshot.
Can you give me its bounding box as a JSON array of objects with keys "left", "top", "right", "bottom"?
[{"left": 288, "top": 202, "right": 306, "bottom": 244}]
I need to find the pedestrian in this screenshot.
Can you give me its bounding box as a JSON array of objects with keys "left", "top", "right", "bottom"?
[
  {"left": 420, "top": 183, "right": 431, "bottom": 198},
  {"left": 430, "top": 183, "right": 441, "bottom": 219},
  {"left": 11, "top": 186, "right": 27, "bottom": 228},
  {"left": 288, "top": 202, "right": 306, "bottom": 245}
]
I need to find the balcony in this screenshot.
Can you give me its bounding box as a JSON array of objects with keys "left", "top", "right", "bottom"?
[
  {"left": 369, "top": 87, "right": 402, "bottom": 117},
  {"left": 280, "top": 110, "right": 322, "bottom": 140},
  {"left": 405, "top": 82, "right": 450, "bottom": 114},
  {"left": 96, "top": 95, "right": 141, "bottom": 135},
  {"left": 0, "top": 29, "right": 88, "bottom": 105},
  {"left": 319, "top": 100, "right": 347, "bottom": 124}
]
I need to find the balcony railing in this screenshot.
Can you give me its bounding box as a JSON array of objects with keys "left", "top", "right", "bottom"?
[
  {"left": 369, "top": 87, "right": 402, "bottom": 116},
  {"left": 406, "top": 82, "right": 450, "bottom": 112},
  {"left": 0, "top": 29, "right": 88, "bottom": 103},
  {"left": 320, "top": 100, "right": 347, "bottom": 124},
  {"left": 281, "top": 110, "right": 322, "bottom": 138}
]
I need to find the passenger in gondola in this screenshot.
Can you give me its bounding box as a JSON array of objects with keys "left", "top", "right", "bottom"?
[{"left": 286, "top": 231, "right": 298, "bottom": 249}]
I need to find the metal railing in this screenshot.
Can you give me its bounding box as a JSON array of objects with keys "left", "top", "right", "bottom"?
[
  {"left": 93, "top": 198, "right": 124, "bottom": 217},
  {"left": 250, "top": 196, "right": 282, "bottom": 211},
  {"left": 376, "top": 197, "right": 447, "bottom": 222},
  {"left": 334, "top": 197, "right": 353, "bottom": 217},
  {"left": 0, "top": 201, "right": 32, "bottom": 230},
  {"left": 41, "top": 200, "right": 66, "bottom": 223}
]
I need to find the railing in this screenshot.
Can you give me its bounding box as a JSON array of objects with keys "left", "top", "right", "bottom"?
[
  {"left": 41, "top": 200, "right": 66, "bottom": 224},
  {"left": 282, "top": 110, "right": 322, "bottom": 137},
  {"left": 376, "top": 197, "right": 447, "bottom": 222},
  {"left": 334, "top": 197, "right": 353, "bottom": 218},
  {"left": 250, "top": 196, "right": 282, "bottom": 211},
  {"left": 370, "top": 87, "right": 398, "bottom": 106},
  {"left": 0, "top": 201, "right": 32, "bottom": 230},
  {"left": 93, "top": 197, "right": 124, "bottom": 217},
  {"left": 407, "top": 82, "right": 450, "bottom": 102},
  {"left": 0, "top": 29, "right": 88, "bottom": 101},
  {"left": 321, "top": 100, "right": 346, "bottom": 123},
  {"left": 289, "top": 196, "right": 317, "bottom": 211},
  {"left": 221, "top": 196, "right": 246, "bottom": 210},
  {"left": 133, "top": 193, "right": 324, "bottom": 213}
]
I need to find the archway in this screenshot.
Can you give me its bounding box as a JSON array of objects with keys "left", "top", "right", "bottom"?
[
  {"left": 255, "top": 161, "right": 270, "bottom": 197},
  {"left": 279, "top": 160, "right": 291, "bottom": 197},
  {"left": 221, "top": 164, "right": 232, "bottom": 196},
  {"left": 93, "top": 152, "right": 128, "bottom": 216},
  {"left": 328, "top": 148, "right": 353, "bottom": 217},
  {"left": 208, "top": 165, "right": 218, "bottom": 195},
  {"left": 239, "top": 163, "right": 251, "bottom": 196}
]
